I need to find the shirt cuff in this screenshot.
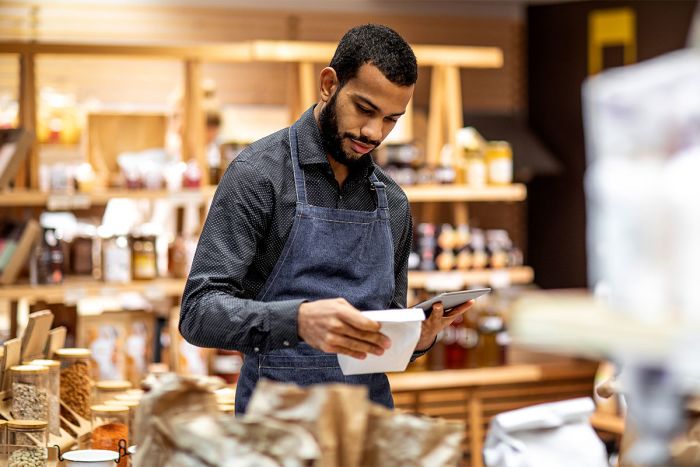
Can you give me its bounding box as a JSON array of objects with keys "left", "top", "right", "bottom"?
[{"left": 263, "top": 299, "right": 305, "bottom": 352}]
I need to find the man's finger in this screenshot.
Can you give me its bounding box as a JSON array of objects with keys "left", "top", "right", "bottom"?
[
  {"left": 329, "top": 334, "right": 384, "bottom": 356},
  {"left": 328, "top": 345, "right": 367, "bottom": 359},
  {"left": 430, "top": 302, "right": 445, "bottom": 322},
  {"left": 342, "top": 326, "right": 391, "bottom": 349},
  {"left": 443, "top": 299, "right": 475, "bottom": 318},
  {"left": 338, "top": 308, "right": 381, "bottom": 332}
]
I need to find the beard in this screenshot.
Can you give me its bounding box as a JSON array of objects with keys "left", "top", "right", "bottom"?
[{"left": 318, "top": 92, "right": 379, "bottom": 169}]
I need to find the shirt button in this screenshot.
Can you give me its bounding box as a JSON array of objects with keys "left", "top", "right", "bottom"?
[
  {"left": 254, "top": 347, "right": 260, "bottom": 352},
  {"left": 283, "top": 341, "right": 290, "bottom": 346}
]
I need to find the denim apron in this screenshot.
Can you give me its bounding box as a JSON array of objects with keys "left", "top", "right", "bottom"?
[{"left": 235, "top": 122, "right": 396, "bottom": 414}]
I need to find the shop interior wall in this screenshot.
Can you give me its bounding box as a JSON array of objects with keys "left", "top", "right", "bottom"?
[
  {"left": 0, "top": 1, "right": 529, "bottom": 250},
  {"left": 527, "top": 0, "right": 697, "bottom": 289}
]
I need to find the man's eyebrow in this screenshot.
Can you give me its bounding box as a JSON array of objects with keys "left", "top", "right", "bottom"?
[{"left": 353, "top": 94, "right": 405, "bottom": 117}]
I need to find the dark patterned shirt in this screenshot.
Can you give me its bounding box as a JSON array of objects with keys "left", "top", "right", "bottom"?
[{"left": 179, "top": 107, "right": 413, "bottom": 354}]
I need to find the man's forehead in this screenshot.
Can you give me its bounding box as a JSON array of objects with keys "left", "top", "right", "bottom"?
[{"left": 342, "top": 64, "right": 414, "bottom": 112}]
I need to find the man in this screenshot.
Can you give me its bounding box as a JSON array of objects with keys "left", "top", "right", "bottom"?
[{"left": 180, "top": 24, "right": 473, "bottom": 414}]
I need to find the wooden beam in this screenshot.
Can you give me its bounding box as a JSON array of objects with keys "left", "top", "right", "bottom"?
[
  {"left": 444, "top": 65, "right": 464, "bottom": 181},
  {"left": 426, "top": 66, "right": 445, "bottom": 168},
  {"left": 183, "top": 59, "right": 208, "bottom": 185},
  {"left": 18, "top": 52, "right": 37, "bottom": 188}
]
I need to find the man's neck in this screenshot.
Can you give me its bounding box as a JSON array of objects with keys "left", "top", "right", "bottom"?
[{"left": 327, "top": 154, "right": 349, "bottom": 188}]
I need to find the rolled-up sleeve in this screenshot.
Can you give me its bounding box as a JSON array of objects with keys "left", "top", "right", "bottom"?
[{"left": 179, "top": 158, "right": 303, "bottom": 354}]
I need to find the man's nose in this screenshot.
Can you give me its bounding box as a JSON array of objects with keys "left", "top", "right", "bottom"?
[{"left": 361, "top": 117, "right": 382, "bottom": 143}]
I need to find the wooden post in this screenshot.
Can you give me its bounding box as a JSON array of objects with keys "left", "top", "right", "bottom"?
[
  {"left": 287, "top": 62, "right": 301, "bottom": 125},
  {"left": 426, "top": 66, "right": 445, "bottom": 168},
  {"left": 299, "top": 61, "right": 316, "bottom": 112},
  {"left": 468, "top": 391, "right": 485, "bottom": 467},
  {"left": 444, "top": 65, "right": 464, "bottom": 181},
  {"left": 183, "top": 59, "right": 208, "bottom": 186},
  {"left": 18, "top": 52, "right": 37, "bottom": 189}
]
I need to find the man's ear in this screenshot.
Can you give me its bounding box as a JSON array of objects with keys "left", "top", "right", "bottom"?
[{"left": 319, "top": 67, "right": 339, "bottom": 103}]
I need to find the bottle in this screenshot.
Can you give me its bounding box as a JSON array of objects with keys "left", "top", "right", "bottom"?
[
  {"left": 168, "top": 207, "right": 188, "bottom": 278},
  {"left": 27, "top": 360, "right": 60, "bottom": 437},
  {"left": 435, "top": 224, "right": 456, "bottom": 271},
  {"left": 475, "top": 300, "right": 507, "bottom": 367},
  {"left": 182, "top": 159, "right": 202, "bottom": 188},
  {"left": 470, "top": 229, "right": 489, "bottom": 270},
  {"left": 131, "top": 235, "right": 157, "bottom": 280},
  {"left": 38, "top": 229, "right": 64, "bottom": 285},
  {"left": 487, "top": 230, "right": 509, "bottom": 269},
  {"left": 443, "top": 314, "right": 469, "bottom": 369},
  {"left": 417, "top": 223, "right": 437, "bottom": 271}
]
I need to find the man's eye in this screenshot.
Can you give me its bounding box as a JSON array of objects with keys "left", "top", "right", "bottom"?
[{"left": 357, "top": 105, "right": 373, "bottom": 115}]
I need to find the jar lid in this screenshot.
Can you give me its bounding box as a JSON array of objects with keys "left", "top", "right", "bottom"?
[
  {"left": 91, "top": 404, "right": 129, "bottom": 414},
  {"left": 96, "top": 380, "right": 133, "bottom": 391},
  {"left": 105, "top": 399, "right": 139, "bottom": 408},
  {"left": 28, "top": 359, "right": 60, "bottom": 368},
  {"left": 8, "top": 420, "right": 48, "bottom": 430},
  {"left": 115, "top": 393, "right": 143, "bottom": 402},
  {"left": 55, "top": 348, "right": 91, "bottom": 359},
  {"left": 11, "top": 364, "right": 49, "bottom": 374}
]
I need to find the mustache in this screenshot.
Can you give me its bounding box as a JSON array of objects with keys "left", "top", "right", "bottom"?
[{"left": 344, "top": 133, "right": 380, "bottom": 148}]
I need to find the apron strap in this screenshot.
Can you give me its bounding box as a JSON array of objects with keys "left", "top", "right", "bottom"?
[
  {"left": 369, "top": 172, "right": 389, "bottom": 210},
  {"left": 288, "top": 124, "right": 308, "bottom": 205}
]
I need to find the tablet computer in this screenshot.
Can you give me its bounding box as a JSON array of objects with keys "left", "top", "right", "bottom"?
[{"left": 414, "top": 288, "right": 491, "bottom": 316}]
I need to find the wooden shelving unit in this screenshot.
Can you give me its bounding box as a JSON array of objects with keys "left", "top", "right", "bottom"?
[
  {"left": 0, "top": 183, "right": 526, "bottom": 208},
  {"left": 407, "top": 266, "right": 533, "bottom": 290},
  {"left": 389, "top": 362, "right": 599, "bottom": 467}
]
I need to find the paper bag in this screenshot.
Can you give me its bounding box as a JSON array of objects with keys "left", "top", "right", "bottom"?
[
  {"left": 483, "top": 398, "right": 608, "bottom": 467},
  {"left": 246, "top": 380, "right": 369, "bottom": 467},
  {"left": 362, "top": 404, "right": 465, "bottom": 467}
]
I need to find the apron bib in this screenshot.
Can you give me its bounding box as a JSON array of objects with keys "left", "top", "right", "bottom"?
[{"left": 235, "top": 122, "right": 396, "bottom": 414}]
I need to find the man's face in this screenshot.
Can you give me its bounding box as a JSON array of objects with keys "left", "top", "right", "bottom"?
[{"left": 319, "top": 64, "right": 414, "bottom": 168}]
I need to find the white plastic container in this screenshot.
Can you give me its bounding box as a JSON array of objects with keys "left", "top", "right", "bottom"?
[{"left": 62, "top": 449, "right": 119, "bottom": 466}]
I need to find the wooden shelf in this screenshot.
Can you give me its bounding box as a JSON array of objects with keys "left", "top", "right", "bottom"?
[
  {"left": 0, "top": 40, "right": 503, "bottom": 68},
  {"left": 403, "top": 183, "right": 526, "bottom": 202},
  {"left": 0, "top": 277, "right": 186, "bottom": 303},
  {"left": 0, "top": 184, "right": 524, "bottom": 208},
  {"left": 0, "top": 187, "right": 215, "bottom": 208},
  {"left": 407, "top": 266, "right": 534, "bottom": 290}
]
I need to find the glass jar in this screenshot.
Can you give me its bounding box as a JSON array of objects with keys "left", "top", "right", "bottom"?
[
  {"left": 0, "top": 419, "right": 7, "bottom": 464},
  {"left": 55, "top": 348, "right": 93, "bottom": 419},
  {"left": 131, "top": 235, "right": 157, "bottom": 280},
  {"left": 94, "top": 380, "right": 133, "bottom": 405},
  {"left": 27, "top": 360, "right": 60, "bottom": 436},
  {"left": 91, "top": 404, "right": 129, "bottom": 467},
  {"left": 105, "top": 399, "right": 139, "bottom": 442},
  {"left": 485, "top": 140, "right": 513, "bottom": 185},
  {"left": 11, "top": 365, "right": 49, "bottom": 422},
  {"left": 7, "top": 420, "right": 48, "bottom": 467}
]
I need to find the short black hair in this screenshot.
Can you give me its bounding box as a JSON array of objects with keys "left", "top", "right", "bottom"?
[{"left": 329, "top": 24, "right": 418, "bottom": 88}]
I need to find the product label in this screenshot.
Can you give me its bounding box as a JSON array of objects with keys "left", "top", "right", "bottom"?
[{"left": 489, "top": 158, "right": 513, "bottom": 185}]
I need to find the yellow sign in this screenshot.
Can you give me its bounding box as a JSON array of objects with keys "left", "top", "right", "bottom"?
[{"left": 588, "top": 8, "right": 637, "bottom": 75}]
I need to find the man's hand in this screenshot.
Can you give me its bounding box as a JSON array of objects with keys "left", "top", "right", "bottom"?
[
  {"left": 298, "top": 298, "right": 392, "bottom": 359},
  {"left": 415, "top": 300, "right": 475, "bottom": 351}
]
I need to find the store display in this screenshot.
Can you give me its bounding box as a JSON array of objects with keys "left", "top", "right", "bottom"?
[
  {"left": 168, "top": 206, "right": 188, "bottom": 279},
  {"left": 11, "top": 365, "right": 49, "bottom": 422},
  {"left": 1, "top": 219, "right": 41, "bottom": 286},
  {"left": 90, "top": 404, "right": 129, "bottom": 467},
  {"left": 413, "top": 224, "right": 522, "bottom": 272},
  {"left": 7, "top": 420, "right": 48, "bottom": 467},
  {"left": 27, "top": 360, "right": 61, "bottom": 436},
  {"left": 55, "top": 348, "right": 93, "bottom": 419}
]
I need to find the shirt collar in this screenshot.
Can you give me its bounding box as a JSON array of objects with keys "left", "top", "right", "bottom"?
[{"left": 294, "top": 105, "right": 375, "bottom": 178}]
